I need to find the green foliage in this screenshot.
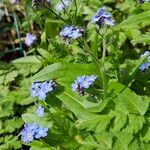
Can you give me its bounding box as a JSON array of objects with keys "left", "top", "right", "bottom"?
[{"left": 1, "top": 0, "right": 150, "bottom": 149}]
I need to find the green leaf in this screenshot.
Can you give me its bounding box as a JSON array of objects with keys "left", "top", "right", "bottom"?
[
  {"left": 142, "top": 127, "right": 150, "bottom": 143},
  {"left": 115, "top": 10, "right": 150, "bottom": 29},
  {"left": 45, "top": 19, "right": 58, "bottom": 38},
  {"left": 22, "top": 113, "right": 53, "bottom": 128},
  {"left": 32, "top": 62, "right": 99, "bottom": 83},
  {"left": 114, "top": 132, "right": 134, "bottom": 150},
  {"left": 12, "top": 55, "right": 42, "bottom": 64},
  {"left": 111, "top": 113, "right": 127, "bottom": 132},
  {"left": 37, "top": 48, "right": 54, "bottom": 61},
  {"left": 30, "top": 140, "right": 56, "bottom": 150},
  {"left": 4, "top": 118, "right": 23, "bottom": 133},
  {"left": 40, "top": 32, "right": 47, "bottom": 48},
  {"left": 4, "top": 70, "right": 18, "bottom": 85},
  {"left": 131, "top": 32, "right": 150, "bottom": 45},
  {"left": 123, "top": 57, "right": 147, "bottom": 85},
  {"left": 56, "top": 89, "right": 97, "bottom": 118},
  {"left": 109, "top": 82, "right": 149, "bottom": 115},
  {"left": 12, "top": 56, "right": 42, "bottom": 76},
  {"left": 95, "top": 132, "right": 114, "bottom": 149},
  {"left": 123, "top": 114, "right": 145, "bottom": 134},
  {"left": 77, "top": 111, "right": 115, "bottom": 132}
]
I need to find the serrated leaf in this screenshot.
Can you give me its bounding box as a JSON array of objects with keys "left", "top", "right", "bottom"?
[
  {"left": 128, "top": 138, "right": 139, "bottom": 150},
  {"left": 112, "top": 113, "right": 127, "bottom": 132},
  {"left": 4, "top": 70, "right": 18, "bottom": 85},
  {"left": 131, "top": 32, "right": 150, "bottom": 45},
  {"left": 123, "top": 114, "right": 145, "bottom": 134},
  {"left": 142, "top": 127, "right": 150, "bottom": 143},
  {"left": 12, "top": 55, "right": 42, "bottom": 64},
  {"left": 4, "top": 118, "right": 23, "bottom": 133},
  {"left": 95, "top": 132, "right": 114, "bottom": 149},
  {"left": 77, "top": 111, "right": 115, "bottom": 133},
  {"left": 114, "top": 132, "right": 134, "bottom": 150},
  {"left": 109, "top": 82, "right": 149, "bottom": 115},
  {"left": 115, "top": 10, "right": 150, "bottom": 29}
]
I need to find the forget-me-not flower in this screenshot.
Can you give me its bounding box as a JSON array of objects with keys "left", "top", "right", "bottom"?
[
  {"left": 30, "top": 80, "right": 56, "bottom": 100},
  {"left": 71, "top": 75, "right": 97, "bottom": 96},
  {"left": 35, "top": 126, "right": 48, "bottom": 138},
  {"left": 139, "top": 51, "right": 150, "bottom": 72},
  {"left": 25, "top": 33, "right": 36, "bottom": 46},
  {"left": 91, "top": 7, "right": 114, "bottom": 27},
  {"left": 21, "top": 123, "right": 48, "bottom": 143},
  {"left": 60, "top": 26, "right": 82, "bottom": 41},
  {"left": 36, "top": 106, "right": 44, "bottom": 117}
]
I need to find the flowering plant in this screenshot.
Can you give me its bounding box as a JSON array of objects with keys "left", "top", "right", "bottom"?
[{"left": 0, "top": 0, "right": 150, "bottom": 149}]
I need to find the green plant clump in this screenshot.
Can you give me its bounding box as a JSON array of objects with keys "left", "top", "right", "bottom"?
[{"left": 0, "top": 0, "right": 150, "bottom": 149}]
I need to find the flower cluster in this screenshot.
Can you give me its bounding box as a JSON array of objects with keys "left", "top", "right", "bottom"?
[
  {"left": 91, "top": 7, "right": 114, "bottom": 27},
  {"left": 36, "top": 106, "right": 44, "bottom": 117},
  {"left": 139, "top": 51, "right": 150, "bottom": 72},
  {"left": 71, "top": 75, "right": 97, "bottom": 96},
  {"left": 60, "top": 26, "right": 82, "bottom": 40},
  {"left": 55, "top": 0, "right": 70, "bottom": 11},
  {"left": 30, "top": 80, "right": 56, "bottom": 100},
  {"left": 25, "top": 33, "right": 36, "bottom": 46},
  {"left": 21, "top": 123, "right": 48, "bottom": 143}
]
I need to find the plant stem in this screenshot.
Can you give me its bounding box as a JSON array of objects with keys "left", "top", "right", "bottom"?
[
  {"left": 78, "top": 39, "right": 103, "bottom": 79},
  {"left": 74, "top": 0, "right": 78, "bottom": 22},
  {"left": 42, "top": 101, "right": 68, "bottom": 134},
  {"left": 60, "top": 0, "right": 72, "bottom": 23},
  {"left": 102, "top": 34, "right": 107, "bottom": 100},
  {"left": 41, "top": 4, "right": 69, "bottom": 24},
  {"left": 12, "top": 12, "right": 25, "bottom": 56}
]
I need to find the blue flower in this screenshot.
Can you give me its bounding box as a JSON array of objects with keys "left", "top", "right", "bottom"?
[
  {"left": 139, "top": 62, "right": 150, "bottom": 72},
  {"left": 91, "top": 7, "right": 114, "bottom": 27},
  {"left": 71, "top": 81, "right": 78, "bottom": 91},
  {"left": 36, "top": 106, "right": 44, "bottom": 117},
  {"left": 24, "top": 123, "right": 38, "bottom": 131},
  {"left": 140, "top": 51, "right": 150, "bottom": 58},
  {"left": 68, "top": 29, "right": 82, "bottom": 39},
  {"left": 30, "top": 82, "right": 41, "bottom": 98},
  {"left": 21, "top": 123, "right": 48, "bottom": 143},
  {"left": 139, "top": 51, "right": 150, "bottom": 72},
  {"left": 55, "top": 0, "right": 70, "bottom": 11},
  {"left": 41, "top": 81, "right": 54, "bottom": 93},
  {"left": 35, "top": 126, "right": 48, "bottom": 139},
  {"left": 21, "top": 123, "right": 38, "bottom": 143},
  {"left": 25, "top": 33, "right": 36, "bottom": 46},
  {"left": 60, "top": 26, "right": 74, "bottom": 37},
  {"left": 71, "top": 75, "right": 97, "bottom": 96},
  {"left": 60, "top": 26, "right": 82, "bottom": 40},
  {"left": 38, "top": 90, "right": 47, "bottom": 100},
  {"left": 21, "top": 129, "right": 34, "bottom": 143},
  {"left": 30, "top": 80, "right": 55, "bottom": 100}
]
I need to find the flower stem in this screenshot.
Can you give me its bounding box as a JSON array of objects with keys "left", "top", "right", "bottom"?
[
  {"left": 102, "top": 34, "right": 107, "bottom": 100},
  {"left": 74, "top": 0, "right": 78, "bottom": 22},
  {"left": 60, "top": 0, "right": 72, "bottom": 23}
]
